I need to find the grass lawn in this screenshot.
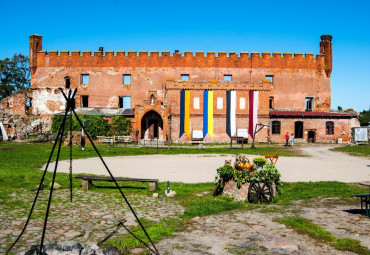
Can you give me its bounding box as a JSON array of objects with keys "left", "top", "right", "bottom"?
[
  {"left": 1, "top": 141, "right": 369, "bottom": 254},
  {"left": 332, "top": 144, "right": 370, "bottom": 158}
]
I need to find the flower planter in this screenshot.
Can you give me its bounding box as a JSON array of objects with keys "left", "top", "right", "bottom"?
[{"left": 223, "top": 180, "right": 250, "bottom": 201}]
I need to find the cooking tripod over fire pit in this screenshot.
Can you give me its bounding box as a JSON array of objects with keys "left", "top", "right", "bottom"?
[{"left": 6, "top": 88, "right": 160, "bottom": 255}]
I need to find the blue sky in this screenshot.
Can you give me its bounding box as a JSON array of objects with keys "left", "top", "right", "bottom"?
[{"left": 1, "top": 0, "right": 369, "bottom": 112}]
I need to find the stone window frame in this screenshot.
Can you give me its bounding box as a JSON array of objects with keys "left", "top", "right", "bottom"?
[
  {"left": 271, "top": 121, "right": 281, "bottom": 134},
  {"left": 224, "top": 74, "right": 232, "bottom": 81},
  {"left": 326, "top": 121, "right": 334, "bottom": 135},
  {"left": 305, "top": 97, "right": 314, "bottom": 111},
  {"left": 81, "top": 95, "right": 89, "bottom": 108},
  {"left": 81, "top": 74, "right": 89, "bottom": 85},
  {"left": 181, "top": 74, "right": 189, "bottom": 81},
  {"left": 119, "top": 96, "right": 131, "bottom": 108},
  {"left": 123, "top": 74, "right": 131, "bottom": 85}
]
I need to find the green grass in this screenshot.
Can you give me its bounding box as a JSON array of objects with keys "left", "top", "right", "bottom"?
[
  {"left": 277, "top": 217, "right": 370, "bottom": 254},
  {"left": 276, "top": 217, "right": 335, "bottom": 243},
  {"left": 332, "top": 144, "right": 370, "bottom": 158},
  {"left": 1, "top": 141, "right": 369, "bottom": 253},
  {"left": 275, "top": 181, "right": 367, "bottom": 205}
]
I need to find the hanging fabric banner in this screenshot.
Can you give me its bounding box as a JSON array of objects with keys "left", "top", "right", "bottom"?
[
  {"left": 226, "top": 90, "right": 236, "bottom": 137},
  {"left": 184, "top": 90, "right": 191, "bottom": 137},
  {"left": 203, "top": 90, "right": 208, "bottom": 138},
  {"left": 208, "top": 90, "right": 214, "bottom": 138},
  {"left": 248, "top": 90, "right": 259, "bottom": 138},
  {"left": 203, "top": 90, "right": 214, "bottom": 138},
  {"left": 179, "top": 90, "right": 185, "bottom": 137}
]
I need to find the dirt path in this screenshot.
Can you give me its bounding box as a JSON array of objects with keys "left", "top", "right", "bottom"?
[{"left": 46, "top": 144, "right": 370, "bottom": 183}]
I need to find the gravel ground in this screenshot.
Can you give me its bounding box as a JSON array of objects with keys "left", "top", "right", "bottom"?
[{"left": 46, "top": 144, "right": 370, "bottom": 183}]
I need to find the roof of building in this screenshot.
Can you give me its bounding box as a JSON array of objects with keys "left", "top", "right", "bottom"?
[
  {"left": 269, "top": 110, "right": 358, "bottom": 118},
  {"left": 55, "top": 107, "right": 134, "bottom": 116}
]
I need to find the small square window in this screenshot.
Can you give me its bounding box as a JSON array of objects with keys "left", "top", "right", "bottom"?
[
  {"left": 224, "top": 75, "right": 232, "bottom": 81},
  {"left": 217, "top": 97, "right": 223, "bottom": 109},
  {"left": 305, "top": 97, "right": 314, "bottom": 111},
  {"left": 81, "top": 74, "right": 89, "bottom": 85},
  {"left": 81, "top": 96, "right": 89, "bottom": 107},
  {"left": 119, "top": 96, "right": 131, "bottom": 108},
  {"left": 181, "top": 74, "right": 189, "bottom": 81},
  {"left": 265, "top": 75, "right": 273, "bottom": 83},
  {"left": 123, "top": 74, "right": 131, "bottom": 85}
]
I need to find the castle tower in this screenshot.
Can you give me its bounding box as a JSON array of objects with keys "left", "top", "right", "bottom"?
[
  {"left": 29, "top": 34, "right": 43, "bottom": 75},
  {"left": 320, "top": 34, "right": 333, "bottom": 78}
]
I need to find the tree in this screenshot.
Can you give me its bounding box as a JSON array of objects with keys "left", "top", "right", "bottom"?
[
  {"left": 0, "top": 54, "right": 30, "bottom": 100},
  {"left": 337, "top": 106, "right": 343, "bottom": 111},
  {"left": 359, "top": 108, "right": 370, "bottom": 126}
]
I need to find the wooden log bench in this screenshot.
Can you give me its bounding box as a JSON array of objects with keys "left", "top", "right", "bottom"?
[{"left": 74, "top": 175, "right": 158, "bottom": 191}]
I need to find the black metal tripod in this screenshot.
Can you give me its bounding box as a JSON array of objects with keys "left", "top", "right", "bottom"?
[{"left": 6, "top": 88, "right": 160, "bottom": 255}]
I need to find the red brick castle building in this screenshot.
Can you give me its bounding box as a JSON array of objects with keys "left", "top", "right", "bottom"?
[{"left": 23, "top": 34, "right": 359, "bottom": 143}]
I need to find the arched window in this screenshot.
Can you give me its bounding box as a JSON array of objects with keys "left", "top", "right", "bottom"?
[
  {"left": 326, "top": 121, "right": 334, "bottom": 135},
  {"left": 271, "top": 121, "right": 281, "bottom": 134}
]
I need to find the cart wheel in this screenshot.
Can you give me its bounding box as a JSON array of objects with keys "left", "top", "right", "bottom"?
[{"left": 248, "top": 181, "right": 273, "bottom": 204}]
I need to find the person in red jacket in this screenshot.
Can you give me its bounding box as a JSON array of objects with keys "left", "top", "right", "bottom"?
[{"left": 285, "top": 132, "right": 289, "bottom": 146}]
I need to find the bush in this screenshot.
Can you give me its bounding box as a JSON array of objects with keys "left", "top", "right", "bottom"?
[
  {"left": 50, "top": 114, "right": 110, "bottom": 138},
  {"left": 107, "top": 116, "right": 131, "bottom": 136}
]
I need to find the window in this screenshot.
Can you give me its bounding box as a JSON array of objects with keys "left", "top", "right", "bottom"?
[
  {"left": 239, "top": 97, "right": 246, "bottom": 110},
  {"left": 224, "top": 75, "right": 232, "bottom": 81},
  {"left": 271, "top": 121, "right": 281, "bottom": 134},
  {"left": 26, "top": 97, "right": 32, "bottom": 108},
  {"left": 326, "top": 121, "right": 334, "bottom": 135},
  {"left": 265, "top": 75, "right": 273, "bottom": 83},
  {"left": 217, "top": 97, "right": 223, "bottom": 109},
  {"left": 81, "top": 74, "right": 89, "bottom": 85},
  {"left": 181, "top": 74, "right": 189, "bottom": 81},
  {"left": 81, "top": 96, "right": 89, "bottom": 107},
  {"left": 65, "top": 77, "right": 71, "bottom": 88},
  {"left": 123, "top": 74, "right": 131, "bottom": 85},
  {"left": 269, "top": 97, "right": 274, "bottom": 109},
  {"left": 305, "top": 97, "right": 314, "bottom": 111},
  {"left": 119, "top": 96, "right": 131, "bottom": 108},
  {"left": 193, "top": 97, "right": 200, "bottom": 109}
]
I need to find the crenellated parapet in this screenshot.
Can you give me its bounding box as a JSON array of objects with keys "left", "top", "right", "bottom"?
[
  {"left": 165, "top": 80, "right": 272, "bottom": 91},
  {"left": 35, "top": 49, "right": 325, "bottom": 70}
]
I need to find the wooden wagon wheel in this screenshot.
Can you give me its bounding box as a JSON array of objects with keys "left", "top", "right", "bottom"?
[{"left": 248, "top": 181, "right": 273, "bottom": 204}]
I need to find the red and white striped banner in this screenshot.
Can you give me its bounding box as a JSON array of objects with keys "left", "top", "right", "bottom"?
[{"left": 248, "top": 90, "right": 259, "bottom": 138}]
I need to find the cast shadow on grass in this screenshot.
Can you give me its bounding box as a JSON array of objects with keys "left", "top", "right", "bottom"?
[
  {"left": 92, "top": 185, "right": 146, "bottom": 190},
  {"left": 343, "top": 209, "right": 369, "bottom": 216}
]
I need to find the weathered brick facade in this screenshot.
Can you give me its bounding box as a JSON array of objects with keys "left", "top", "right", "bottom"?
[{"left": 23, "top": 34, "right": 359, "bottom": 143}]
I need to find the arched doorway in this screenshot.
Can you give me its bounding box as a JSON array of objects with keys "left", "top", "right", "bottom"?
[
  {"left": 294, "top": 121, "right": 303, "bottom": 138},
  {"left": 307, "top": 130, "right": 316, "bottom": 143},
  {"left": 141, "top": 110, "right": 163, "bottom": 139}
]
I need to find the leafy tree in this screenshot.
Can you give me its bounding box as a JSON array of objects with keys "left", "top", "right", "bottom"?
[
  {"left": 107, "top": 116, "right": 131, "bottom": 136},
  {"left": 359, "top": 108, "right": 370, "bottom": 126},
  {"left": 337, "top": 106, "right": 343, "bottom": 111},
  {"left": 0, "top": 54, "right": 30, "bottom": 100}
]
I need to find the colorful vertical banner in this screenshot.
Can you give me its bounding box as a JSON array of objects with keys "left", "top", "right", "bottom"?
[
  {"left": 184, "top": 90, "right": 190, "bottom": 137},
  {"left": 179, "top": 90, "right": 185, "bottom": 137},
  {"left": 248, "top": 90, "right": 259, "bottom": 138},
  {"left": 203, "top": 90, "right": 214, "bottom": 138},
  {"left": 208, "top": 91, "right": 213, "bottom": 138},
  {"left": 179, "top": 90, "right": 191, "bottom": 137},
  {"left": 226, "top": 90, "right": 236, "bottom": 137}
]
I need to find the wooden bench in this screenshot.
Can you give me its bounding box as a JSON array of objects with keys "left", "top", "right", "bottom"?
[
  {"left": 351, "top": 194, "right": 370, "bottom": 218},
  {"left": 75, "top": 175, "right": 158, "bottom": 191},
  {"left": 264, "top": 155, "right": 279, "bottom": 165}
]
